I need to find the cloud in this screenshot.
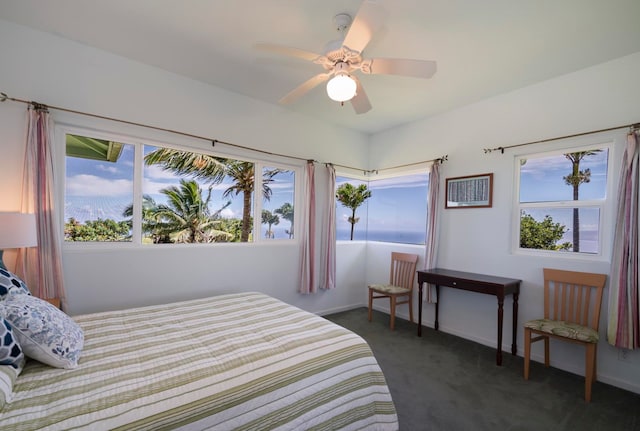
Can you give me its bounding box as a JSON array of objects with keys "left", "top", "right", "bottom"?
[
  {"left": 220, "top": 208, "right": 236, "bottom": 218},
  {"left": 144, "top": 165, "right": 181, "bottom": 180},
  {"left": 143, "top": 178, "right": 174, "bottom": 196},
  {"left": 66, "top": 175, "right": 132, "bottom": 197},
  {"left": 96, "top": 164, "right": 120, "bottom": 174}
]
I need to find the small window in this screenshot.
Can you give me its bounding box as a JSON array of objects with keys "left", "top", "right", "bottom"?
[
  {"left": 516, "top": 147, "right": 609, "bottom": 254},
  {"left": 261, "top": 167, "right": 295, "bottom": 239},
  {"left": 64, "top": 133, "right": 134, "bottom": 242}
]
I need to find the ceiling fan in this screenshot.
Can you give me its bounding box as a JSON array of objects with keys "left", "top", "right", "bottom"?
[{"left": 256, "top": 0, "right": 437, "bottom": 114}]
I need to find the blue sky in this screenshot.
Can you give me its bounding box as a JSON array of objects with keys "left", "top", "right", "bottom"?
[{"left": 519, "top": 149, "right": 608, "bottom": 202}]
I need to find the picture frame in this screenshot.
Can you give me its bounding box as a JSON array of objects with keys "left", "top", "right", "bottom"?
[{"left": 445, "top": 173, "right": 493, "bottom": 209}]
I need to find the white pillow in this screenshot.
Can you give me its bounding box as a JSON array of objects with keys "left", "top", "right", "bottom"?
[{"left": 1, "top": 295, "right": 83, "bottom": 369}]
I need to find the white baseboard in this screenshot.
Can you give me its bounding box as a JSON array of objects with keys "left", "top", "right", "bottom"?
[{"left": 316, "top": 303, "right": 363, "bottom": 316}]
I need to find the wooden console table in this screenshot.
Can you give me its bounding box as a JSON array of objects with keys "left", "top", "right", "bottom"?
[{"left": 417, "top": 268, "right": 521, "bottom": 366}]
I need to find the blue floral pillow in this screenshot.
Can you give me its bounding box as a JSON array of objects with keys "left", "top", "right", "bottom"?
[
  {"left": 0, "top": 269, "right": 31, "bottom": 300},
  {"left": 1, "top": 295, "right": 83, "bottom": 369}
]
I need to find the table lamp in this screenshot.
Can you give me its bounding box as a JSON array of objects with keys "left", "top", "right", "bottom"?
[{"left": 0, "top": 212, "right": 38, "bottom": 271}]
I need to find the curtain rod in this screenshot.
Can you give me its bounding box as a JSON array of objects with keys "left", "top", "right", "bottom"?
[
  {"left": 1, "top": 91, "right": 446, "bottom": 174},
  {"left": 483, "top": 122, "right": 640, "bottom": 154}
]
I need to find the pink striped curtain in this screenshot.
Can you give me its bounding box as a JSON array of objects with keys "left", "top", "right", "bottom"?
[
  {"left": 299, "top": 161, "right": 316, "bottom": 294},
  {"left": 299, "top": 162, "right": 337, "bottom": 294},
  {"left": 424, "top": 161, "right": 441, "bottom": 302},
  {"left": 319, "top": 163, "right": 336, "bottom": 290},
  {"left": 16, "top": 105, "right": 67, "bottom": 307},
  {"left": 608, "top": 131, "right": 639, "bottom": 349}
]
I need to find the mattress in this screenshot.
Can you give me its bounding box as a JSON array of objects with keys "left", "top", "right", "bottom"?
[{"left": 0, "top": 292, "right": 398, "bottom": 430}]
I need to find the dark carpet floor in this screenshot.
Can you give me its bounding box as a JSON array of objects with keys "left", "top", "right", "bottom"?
[{"left": 324, "top": 307, "right": 640, "bottom": 431}]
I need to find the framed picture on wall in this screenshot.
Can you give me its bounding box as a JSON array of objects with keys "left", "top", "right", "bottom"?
[{"left": 445, "top": 173, "right": 493, "bottom": 208}]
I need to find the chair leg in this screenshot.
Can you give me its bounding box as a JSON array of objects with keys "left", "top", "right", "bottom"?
[
  {"left": 543, "top": 336, "right": 550, "bottom": 367},
  {"left": 524, "top": 327, "right": 531, "bottom": 380},
  {"left": 390, "top": 296, "right": 396, "bottom": 330},
  {"left": 368, "top": 289, "right": 373, "bottom": 322},
  {"left": 408, "top": 294, "right": 414, "bottom": 323},
  {"left": 585, "top": 343, "right": 597, "bottom": 402}
]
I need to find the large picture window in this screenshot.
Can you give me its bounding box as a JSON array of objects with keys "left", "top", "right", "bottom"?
[
  {"left": 335, "top": 172, "right": 428, "bottom": 244},
  {"left": 64, "top": 130, "right": 297, "bottom": 244},
  {"left": 515, "top": 146, "right": 609, "bottom": 255}
]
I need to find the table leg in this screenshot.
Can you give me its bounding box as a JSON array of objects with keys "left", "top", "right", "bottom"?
[
  {"left": 418, "top": 283, "right": 423, "bottom": 337},
  {"left": 512, "top": 292, "right": 519, "bottom": 356},
  {"left": 434, "top": 285, "right": 440, "bottom": 331},
  {"left": 497, "top": 296, "right": 504, "bottom": 366}
]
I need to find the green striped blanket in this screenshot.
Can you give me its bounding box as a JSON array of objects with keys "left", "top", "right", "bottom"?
[{"left": 0, "top": 292, "right": 398, "bottom": 430}]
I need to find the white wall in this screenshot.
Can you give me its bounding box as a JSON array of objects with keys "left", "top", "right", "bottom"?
[
  {"left": 0, "top": 19, "right": 369, "bottom": 316},
  {"left": 368, "top": 52, "right": 640, "bottom": 394}
]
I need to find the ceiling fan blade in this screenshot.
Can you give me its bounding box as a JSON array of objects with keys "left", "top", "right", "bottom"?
[
  {"left": 279, "top": 73, "right": 331, "bottom": 105},
  {"left": 365, "top": 58, "right": 437, "bottom": 79},
  {"left": 342, "top": 1, "right": 386, "bottom": 53},
  {"left": 350, "top": 77, "right": 372, "bottom": 114},
  {"left": 255, "top": 43, "right": 322, "bottom": 62}
]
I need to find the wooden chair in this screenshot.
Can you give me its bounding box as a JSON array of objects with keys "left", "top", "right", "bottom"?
[
  {"left": 523, "top": 268, "right": 607, "bottom": 402},
  {"left": 368, "top": 252, "right": 419, "bottom": 330}
]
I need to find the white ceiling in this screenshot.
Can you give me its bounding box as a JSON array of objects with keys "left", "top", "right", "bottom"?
[{"left": 1, "top": 0, "right": 640, "bottom": 135}]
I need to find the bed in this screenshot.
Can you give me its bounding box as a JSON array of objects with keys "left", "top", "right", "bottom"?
[{"left": 0, "top": 291, "right": 398, "bottom": 430}]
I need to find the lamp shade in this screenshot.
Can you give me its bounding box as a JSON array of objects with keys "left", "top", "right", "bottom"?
[
  {"left": 326, "top": 74, "right": 357, "bottom": 102},
  {"left": 0, "top": 212, "right": 38, "bottom": 249}
]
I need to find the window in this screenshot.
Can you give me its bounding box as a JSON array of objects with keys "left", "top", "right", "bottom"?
[
  {"left": 64, "top": 130, "right": 297, "bottom": 244},
  {"left": 516, "top": 146, "right": 609, "bottom": 255},
  {"left": 367, "top": 174, "right": 428, "bottom": 244},
  {"left": 260, "top": 167, "right": 295, "bottom": 239},
  {"left": 336, "top": 172, "right": 428, "bottom": 244},
  {"left": 65, "top": 134, "right": 134, "bottom": 242}
]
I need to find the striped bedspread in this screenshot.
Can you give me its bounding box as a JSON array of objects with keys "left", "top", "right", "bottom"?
[{"left": 0, "top": 292, "right": 398, "bottom": 430}]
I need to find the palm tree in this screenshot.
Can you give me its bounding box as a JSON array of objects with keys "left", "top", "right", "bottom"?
[
  {"left": 275, "top": 202, "right": 294, "bottom": 238},
  {"left": 336, "top": 183, "right": 372, "bottom": 240},
  {"left": 261, "top": 210, "right": 280, "bottom": 238},
  {"left": 145, "top": 148, "right": 282, "bottom": 242},
  {"left": 563, "top": 150, "right": 601, "bottom": 252},
  {"left": 135, "top": 179, "right": 231, "bottom": 243},
  {"left": 123, "top": 194, "right": 164, "bottom": 241}
]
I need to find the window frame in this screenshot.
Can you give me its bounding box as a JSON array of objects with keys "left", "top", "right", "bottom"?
[
  {"left": 511, "top": 139, "right": 615, "bottom": 260},
  {"left": 58, "top": 123, "right": 302, "bottom": 249}
]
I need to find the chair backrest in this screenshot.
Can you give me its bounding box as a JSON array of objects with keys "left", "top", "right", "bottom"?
[
  {"left": 542, "top": 268, "right": 607, "bottom": 330},
  {"left": 389, "top": 252, "right": 419, "bottom": 290}
]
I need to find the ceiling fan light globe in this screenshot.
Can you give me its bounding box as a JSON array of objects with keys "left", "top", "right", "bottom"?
[{"left": 326, "top": 74, "right": 357, "bottom": 102}]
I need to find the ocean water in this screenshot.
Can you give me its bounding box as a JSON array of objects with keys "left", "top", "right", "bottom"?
[{"left": 336, "top": 229, "right": 425, "bottom": 244}]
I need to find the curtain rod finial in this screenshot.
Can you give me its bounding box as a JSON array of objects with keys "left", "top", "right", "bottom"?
[{"left": 0, "top": 92, "right": 7, "bottom": 102}]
